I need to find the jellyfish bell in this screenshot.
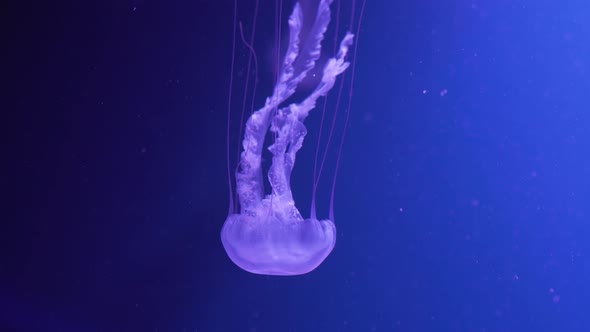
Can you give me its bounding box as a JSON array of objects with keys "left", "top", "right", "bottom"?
[
  {"left": 221, "top": 200, "right": 336, "bottom": 276},
  {"left": 222, "top": 0, "right": 365, "bottom": 276}
]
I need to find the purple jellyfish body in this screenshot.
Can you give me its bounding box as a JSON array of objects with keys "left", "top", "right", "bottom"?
[{"left": 221, "top": 0, "right": 359, "bottom": 276}]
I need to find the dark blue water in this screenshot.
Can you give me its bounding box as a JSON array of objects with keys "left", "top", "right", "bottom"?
[{"left": 6, "top": 0, "right": 590, "bottom": 331}]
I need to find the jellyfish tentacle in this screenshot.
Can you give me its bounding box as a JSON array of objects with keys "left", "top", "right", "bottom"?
[
  {"left": 266, "top": 32, "right": 354, "bottom": 213},
  {"left": 237, "top": 0, "right": 335, "bottom": 213},
  {"left": 236, "top": 0, "right": 307, "bottom": 212},
  {"left": 289, "top": 0, "right": 333, "bottom": 87}
]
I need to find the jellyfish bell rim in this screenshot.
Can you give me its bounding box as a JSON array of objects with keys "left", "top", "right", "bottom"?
[{"left": 221, "top": 213, "right": 336, "bottom": 276}]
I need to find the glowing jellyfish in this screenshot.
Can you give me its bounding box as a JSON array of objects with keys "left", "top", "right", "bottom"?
[{"left": 221, "top": 0, "right": 364, "bottom": 276}]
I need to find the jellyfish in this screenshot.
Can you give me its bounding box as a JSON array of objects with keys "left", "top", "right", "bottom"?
[{"left": 221, "top": 0, "right": 363, "bottom": 276}]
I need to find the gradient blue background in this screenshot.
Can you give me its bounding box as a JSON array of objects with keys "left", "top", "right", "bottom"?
[{"left": 6, "top": 0, "right": 590, "bottom": 331}]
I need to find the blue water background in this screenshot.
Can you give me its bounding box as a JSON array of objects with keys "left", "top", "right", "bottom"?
[{"left": 6, "top": 0, "right": 590, "bottom": 331}]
